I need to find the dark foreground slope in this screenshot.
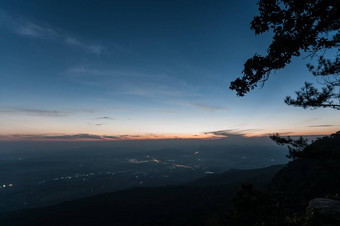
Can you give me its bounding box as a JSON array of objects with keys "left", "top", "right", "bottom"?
[
  {"left": 269, "top": 132, "right": 340, "bottom": 212},
  {"left": 269, "top": 158, "right": 340, "bottom": 212},
  {"left": 224, "top": 133, "right": 340, "bottom": 226},
  {"left": 0, "top": 165, "right": 283, "bottom": 226}
]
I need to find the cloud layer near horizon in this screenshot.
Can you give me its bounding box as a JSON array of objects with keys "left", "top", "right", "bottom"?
[{"left": 1, "top": 133, "right": 125, "bottom": 141}]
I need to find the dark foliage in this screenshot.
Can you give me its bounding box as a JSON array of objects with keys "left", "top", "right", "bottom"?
[
  {"left": 271, "top": 131, "right": 340, "bottom": 181},
  {"left": 270, "top": 133, "right": 309, "bottom": 159},
  {"left": 269, "top": 132, "right": 340, "bottom": 209},
  {"left": 269, "top": 131, "right": 340, "bottom": 160},
  {"left": 230, "top": 0, "right": 340, "bottom": 110},
  {"left": 226, "top": 132, "right": 340, "bottom": 225},
  {"left": 226, "top": 184, "right": 294, "bottom": 226},
  {"left": 270, "top": 158, "right": 340, "bottom": 210},
  {"left": 285, "top": 82, "right": 340, "bottom": 110},
  {"left": 228, "top": 183, "right": 340, "bottom": 226}
]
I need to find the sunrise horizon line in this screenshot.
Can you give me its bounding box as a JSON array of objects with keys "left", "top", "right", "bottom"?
[{"left": 1, "top": 130, "right": 338, "bottom": 142}]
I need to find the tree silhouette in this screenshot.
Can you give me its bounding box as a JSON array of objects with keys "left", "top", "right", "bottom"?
[
  {"left": 230, "top": 0, "right": 339, "bottom": 110},
  {"left": 229, "top": 0, "right": 340, "bottom": 187}
]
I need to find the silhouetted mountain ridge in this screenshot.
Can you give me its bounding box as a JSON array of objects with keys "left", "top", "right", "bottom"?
[{"left": 189, "top": 164, "right": 283, "bottom": 188}]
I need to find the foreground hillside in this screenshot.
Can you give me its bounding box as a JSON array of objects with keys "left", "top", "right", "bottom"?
[{"left": 269, "top": 132, "right": 340, "bottom": 212}]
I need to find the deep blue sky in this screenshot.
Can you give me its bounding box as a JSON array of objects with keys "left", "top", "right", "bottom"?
[{"left": 0, "top": 0, "right": 338, "bottom": 140}]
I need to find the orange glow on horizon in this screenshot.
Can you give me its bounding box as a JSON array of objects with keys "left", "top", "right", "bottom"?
[
  {"left": 0, "top": 128, "right": 339, "bottom": 142},
  {"left": 0, "top": 133, "right": 218, "bottom": 142}
]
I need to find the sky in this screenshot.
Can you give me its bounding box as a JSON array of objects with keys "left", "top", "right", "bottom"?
[{"left": 0, "top": 0, "right": 339, "bottom": 141}]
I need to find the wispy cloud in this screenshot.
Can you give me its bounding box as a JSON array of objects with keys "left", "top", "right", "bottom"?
[
  {"left": 96, "top": 116, "right": 115, "bottom": 120},
  {"left": 308, "top": 125, "right": 335, "bottom": 128},
  {"left": 1, "top": 133, "right": 147, "bottom": 141},
  {"left": 44, "top": 134, "right": 105, "bottom": 140},
  {"left": 190, "top": 103, "right": 228, "bottom": 112},
  {"left": 0, "top": 9, "right": 103, "bottom": 54},
  {"left": 2, "top": 133, "right": 118, "bottom": 141},
  {"left": 0, "top": 107, "right": 98, "bottom": 117},
  {"left": 169, "top": 101, "right": 228, "bottom": 112},
  {"left": 205, "top": 129, "right": 263, "bottom": 137},
  {"left": 65, "top": 66, "right": 198, "bottom": 98},
  {"left": 0, "top": 107, "right": 67, "bottom": 117},
  {"left": 117, "top": 86, "right": 189, "bottom": 98},
  {"left": 87, "top": 116, "right": 116, "bottom": 127}
]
